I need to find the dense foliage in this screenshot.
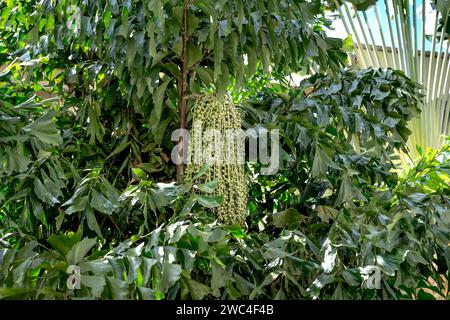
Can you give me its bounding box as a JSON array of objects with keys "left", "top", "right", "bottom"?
[
  {"left": 0, "top": 0, "right": 448, "bottom": 300},
  {"left": 0, "top": 0, "right": 350, "bottom": 180}
]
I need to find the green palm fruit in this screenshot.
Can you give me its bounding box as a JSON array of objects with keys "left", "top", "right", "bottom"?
[{"left": 185, "top": 94, "right": 247, "bottom": 226}]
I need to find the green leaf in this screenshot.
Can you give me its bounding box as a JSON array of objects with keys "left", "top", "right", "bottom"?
[
  {"left": 218, "top": 19, "right": 228, "bottom": 37},
  {"left": 22, "top": 113, "right": 62, "bottom": 146},
  {"left": 417, "top": 289, "right": 438, "bottom": 300},
  {"left": 192, "top": 164, "right": 209, "bottom": 180},
  {"left": 213, "top": 38, "right": 223, "bottom": 82},
  {"left": 188, "top": 14, "right": 199, "bottom": 36},
  {"left": 171, "top": 6, "right": 183, "bottom": 23},
  {"left": 376, "top": 254, "right": 402, "bottom": 276},
  {"left": 384, "top": 117, "right": 400, "bottom": 128},
  {"left": 312, "top": 145, "right": 337, "bottom": 178},
  {"left": 90, "top": 189, "right": 117, "bottom": 215},
  {"left": 20, "top": 204, "right": 33, "bottom": 233},
  {"left": 249, "top": 272, "right": 280, "bottom": 299},
  {"left": 272, "top": 208, "right": 304, "bottom": 228},
  {"left": 79, "top": 260, "right": 113, "bottom": 276},
  {"left": 224, "top": 225, "right": 245, "bottom": 239},
  {"left": 4, "top": 148, "right": 30, "bottom": 174},
  {"left": 336, "top": 175, "right": 354, "bottom": 206},
  {"left": 436, "top": 0, "right": 450, "bottom": 13},
  {"left": 65, "top": 196, "right": 88, "bottom": 215},
  {"left": 250, "top": 11, "right": 261, "bottom": 33},
  {"left": 81, "top": 275, "right": 106, "bottom": 298},
  {"left": 103, "top": 9, "right": 111, "bottom": 28},
  {"left": 85, "top": 207, "right": 102, "bottom": 237},
  {"left": 194, "top": 66, "right": 213, "bottom": 85},
  {"left": 126, "top": 256, "right": 142, "bottom": 284},
  {"left": 138, "top": 286, "right": 156, "bottom": 300},
  {"left": 195, "top": 179, "right": 217, "bottom": 193},
  {"left": 184, "top": 277, "right": 211, "bottom": 299},
  {"left": 180, "top": 194, "right": 197, "bottom": 215},
  {"left": 211, "top": 263, "right": 228, "bottom": 296},
  {"left": 342, "top": 34, "right": 354, "bottom": 52},
  {"left": 171, "top": 36, "right": 183, "bottom": 56},
  {"left": 13, "top": 258, "right": 33, "bottom": 285},
  {"left": 142, "top": 258, "right": 158, "bottom": 285},
  {"left": 246, "top": 45, "right": 257, "bottom": 77},
  {"left": 107, "top": 277, "right": 129, "bottom": 300},
  {"left": 48, "top": 230, "right": 82, "bottom": 256},
  {"left": 158, "top": 262, "right": 182, "bottom": 293},
  {"left": 126, "top": 38, "right": 137, "bottom": 67},
  {"left": 315, "top": 206, "right": 338, "bottom": 223},
  {"left": 151, "top": 78, "right": 171, "bottom": 133},
  {"left": 66, "top": 238, "right": 97, "bottom": 265},
  {"left": 187, "top": 44, "right": 203, "bottom": 69},
  {"left": 34, "top": 178, "right": 60, "bottom": 205},
  {"left": 106, "top": 141, "right": 131, "bottom": 160},
  {"left": 195, "top": 194, "right": 223, "bottom": 208},
  {"left": 331, "top": 282, "right": 350, "bottom": 299},
  {"left": 0, "top": 288, "right": 36, "bottom": 299},
  {"left": 341, "top": 269, "right": 362, "bottom": 287},
  {"left": 404, "top": 250, "right": 428, "bottom": 266}
]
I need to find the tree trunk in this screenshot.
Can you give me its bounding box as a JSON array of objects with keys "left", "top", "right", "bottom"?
[{"left": 177, "top": 0, "right": 189, "bottom": 182}]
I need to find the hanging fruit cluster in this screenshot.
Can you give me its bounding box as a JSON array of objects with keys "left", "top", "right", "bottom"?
[{"left": 185, "top": 94, "right": 247, "bottom": 226}]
